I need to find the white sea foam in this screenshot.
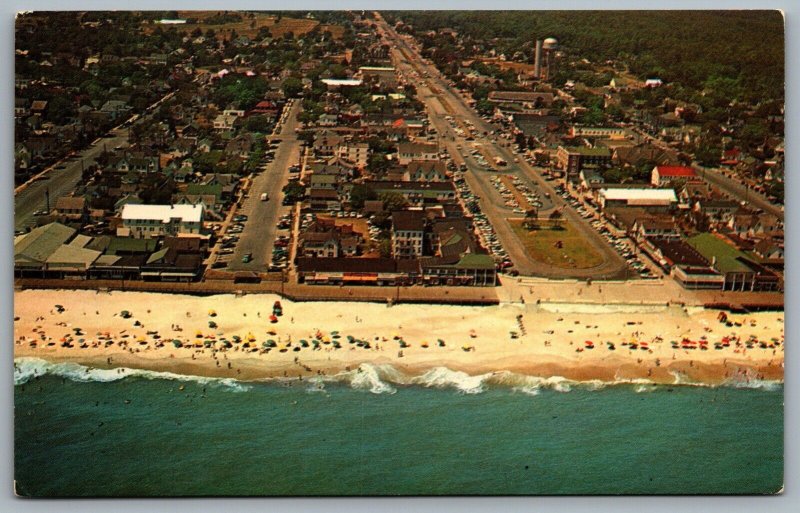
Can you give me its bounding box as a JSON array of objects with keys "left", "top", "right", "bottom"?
[
  {"left": 723, "top": 378, "right": 782, "bottom": 392},
  {"left": 13, "top": 357, "right": 251, "bottom": 392},
  {"left": 410, "top": 367, "right": 488, "bottom": 394},
  {"left": 15, "top": 358, "right": 781, "bottom": 395}
]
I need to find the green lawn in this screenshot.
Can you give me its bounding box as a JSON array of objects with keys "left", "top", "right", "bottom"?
[{"left": 509, "top": 219, "right": 604, "bottom": 269}]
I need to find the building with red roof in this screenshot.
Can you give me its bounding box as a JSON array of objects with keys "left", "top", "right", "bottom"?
[{"left": 651, "top": 165, "right": 698, "bottom": 187}]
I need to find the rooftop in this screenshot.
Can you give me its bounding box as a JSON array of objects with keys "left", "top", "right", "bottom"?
[
  {"left": 655, "top": 165, "right": 697, "bottom": 178},
  {"left": 600, "top": 188, "right": 677, "bottom": 202},
  {"left": 686, "top": 233, "right": 753, "bottom": 274},
  {"left": 121, "top": 204, "right": 203, "bottom": 223}
]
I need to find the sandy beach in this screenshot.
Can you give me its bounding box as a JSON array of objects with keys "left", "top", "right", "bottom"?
[{"left": 13, "top": 289, "right": 784, "bottom": 386}]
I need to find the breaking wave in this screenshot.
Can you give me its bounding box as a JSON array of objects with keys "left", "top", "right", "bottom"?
[
  {"left": 14, "top": 357, "right": 251, "bottom": 392},
  {"left": 15, "top": 358, "right": 782, "bottom": 395}
]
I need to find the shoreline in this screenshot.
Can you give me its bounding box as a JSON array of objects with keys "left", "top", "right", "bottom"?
[{"left": 14, "top": 289, "right": 784, "bottom": 387}]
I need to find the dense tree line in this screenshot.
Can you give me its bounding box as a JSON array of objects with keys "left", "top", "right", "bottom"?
[{"left": 386, "top": 11, "right": 784, "bottom": 103}]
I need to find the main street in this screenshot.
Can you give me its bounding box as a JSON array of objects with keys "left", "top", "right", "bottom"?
[
  {"left": 225, "top": 100, "right": 303, "bottom": 273},
  {"left": 376, "top": 13, "right": 630, "bottom": 279},
  {"left": 14, "top": 91, "right": 176, "bottom": 232}
]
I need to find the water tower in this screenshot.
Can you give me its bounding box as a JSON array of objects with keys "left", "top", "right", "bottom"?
[{"left": 541, "top": 37, "right": 558, "bottom": 80}]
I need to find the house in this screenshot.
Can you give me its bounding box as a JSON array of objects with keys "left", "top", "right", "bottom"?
[
  {"left": 313, "top": 131, "right": 344, "bottom": 156},
  {"left": 119, "top": 204, "right": 204, "bottom": 239},
  {"left": 391, "top": 210, "right": 426, "bottom": 258},
  {"left": 300, "top": 232, "right": 341, "bottom": 258},
  {"left": 249, "top": 100, "right": 279, "bottom": 118},
  {"left": 213, "top": 109, "right": 245, "bottom": 132},
  {"left": 651, "top": 165, "right": 697, "bottom": 187},
  {"left": 30, "top": 100, "right": 49, "bottom": 115},
  {"left": 338, "top": 142, "right": 369, "bottom": 169},
  {"left": 753, "top": 238, "right": 784, "bottom": 262},
  {"left": 397, "top": 142, "right": 438, "bottom": 165},
  {"left": 631, "top": 216, "right": 680, "bottom": 242},
  {"left": 99, "top": 100, "right": 131, "bottom": 120},
  {"left": 15, "top": 98, "right": 30, "bottom": 117},
  {"left": 318, "top": 113, "right": 338, "bottom": 127},
  {"left": 225, "top": 134, "right": 253, "bottom": 159},
  {"left": 54, "top": 196, "right": 88, "bottom": 223},
  {"left": 406, "top": 160, "right": 447, "bottom": 182},
  {"left": 308, "top": 188, "right": 341, "bottom": 211}
]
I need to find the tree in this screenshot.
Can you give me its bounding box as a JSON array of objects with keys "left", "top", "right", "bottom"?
[
  {"left": 523, "top": 207, "right": 539, "bottom": 230},
  {"left": 349, "top": 184, "right": 376, "bottom": 210},
  {"left": 549, "top": 209, "right": 565, "bottom": 230},
  {"left": 245, "top": 115, "right": 273, "bottom": 133},
  {"left": 379, "top": 239, "right": 393, "bottom": 258},
  {"left": 379, "top": 192, "right": 408, "bottom": 212},
  {"left": 696, "top": 143, "right": 721, "bottom": 167},
  {"left": 282, "top": 77, "right": 303, "bottom": 98}
]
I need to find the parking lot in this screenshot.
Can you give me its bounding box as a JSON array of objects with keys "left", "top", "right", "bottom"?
[{"left": 553, "top": 183, "right": 662, "bottom": 279}]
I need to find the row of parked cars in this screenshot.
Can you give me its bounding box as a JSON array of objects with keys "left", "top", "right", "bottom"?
[
  {"left": 453, "top": 171, "right": 515, "bottom": 273},
  {"left": 270, "top": 212, "right": 293, "bottom": 271},
  {"left": 553, "top": 184, "right": 657, "bottom": 279}
]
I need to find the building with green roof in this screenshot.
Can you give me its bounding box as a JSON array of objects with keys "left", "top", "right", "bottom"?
[{"left": 686, "top": 233, "right": 780, "bottom": 291}]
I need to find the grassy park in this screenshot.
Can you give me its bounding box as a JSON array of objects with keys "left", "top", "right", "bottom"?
[{"left": 508, "top": 219, "right": 604, "bottom": 269}]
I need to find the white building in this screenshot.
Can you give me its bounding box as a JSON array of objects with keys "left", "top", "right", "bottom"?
[
  {"left": 339, "top": 142, "right": 370, "bottom": 169},
  {"left": 120, "top": 204, "right": 204, "bottom": 239},
  {"left": 598, "top": 188, "right": 677, "bottom": 210}
]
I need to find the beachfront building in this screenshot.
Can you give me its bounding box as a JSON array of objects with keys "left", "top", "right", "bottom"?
[
  {"left": 420, "top": 253, "right": 497, "bottom": 286},
  {"left": 391, "top": 211, "right": 426, "bottom": 258},
  {"left": 120, "top": 204, "right": 204, "bottom": 239},
  {"left": 686, "top": 233, "right": 781, "bottom": 292},
  {"left": 14, "top": 222, "right": 101, "bottom": 278},
  {"left": 295, "top": 257, "right": 419, "bottom": 286}
]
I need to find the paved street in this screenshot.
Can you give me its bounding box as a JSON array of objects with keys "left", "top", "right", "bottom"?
[
  {"left": 14, "top": 91, "right": 176, "bottom": 232},
  {"left": 378, "top": 14, "right": 630, "bottom": 279},
  {"left": 225, "top": 100, "right": 302, "bottom": 272}
]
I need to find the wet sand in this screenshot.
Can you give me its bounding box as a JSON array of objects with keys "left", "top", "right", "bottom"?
[{"left": 14, "top": 289, "right": 784, "bottom": 385}]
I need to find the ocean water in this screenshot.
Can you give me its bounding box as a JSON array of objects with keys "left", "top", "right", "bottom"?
[{"left": 14, "top": 358, "right": 783, "bottom": 496}]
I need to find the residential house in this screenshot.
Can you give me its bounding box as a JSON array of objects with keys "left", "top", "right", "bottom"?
[
  {"left": 651, "top": 165, "right": 698, "bottom": 187},
  {"left": 397, "top": 142, "right": 438, "bottom": 165}
]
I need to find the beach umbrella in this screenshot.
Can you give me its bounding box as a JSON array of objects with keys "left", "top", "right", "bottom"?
[
  {"left": 172, "top": 339, "right": 182, "bottom": 348},
  {"left": 120, "top": 310, "right": 131, "bottom": 318},
  {"left": 246, "top": 333, "right": 256, "bottom": 342},
  {"left": 208, "top": 310, "right": 217, "bottom": 317},
  {"left": 232, "top": 335, "right": 241, "bottom": 343},
  {"left": 209, "top": 321, "right": 218, "bottom": 329},
  {"left": 196, "top": 330, "right": 204, "bottom": 338}
]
